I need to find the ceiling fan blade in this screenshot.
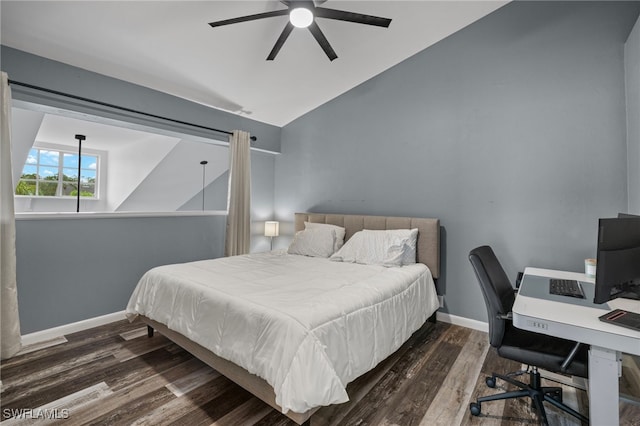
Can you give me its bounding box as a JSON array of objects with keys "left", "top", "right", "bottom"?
[
  {"left": 267, "top": 22, "right": 295, "bottom": 61},
  {"left": 209, "top": 9, "right": 289, "bottom": 28},
  {"left": 308, "top": 21, "right": 337, "bottom": 61},
  {"left": 314, "top": 8, "right": 392, "bottom": 27}
]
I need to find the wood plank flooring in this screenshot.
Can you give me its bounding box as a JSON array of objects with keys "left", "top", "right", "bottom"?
[{"left": 1, "top": 319, "right": 639, "bottom": 425}]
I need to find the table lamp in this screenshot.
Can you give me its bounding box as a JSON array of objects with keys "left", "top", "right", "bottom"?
[{"left": 264, "top": 221, "right": 279, "bottom": 250}]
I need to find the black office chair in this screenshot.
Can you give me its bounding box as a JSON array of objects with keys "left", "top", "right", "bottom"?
[{"left": 468, "top": 245, "right": 589, "bottom": 425}]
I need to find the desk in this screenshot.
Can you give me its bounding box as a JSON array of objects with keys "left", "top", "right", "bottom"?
[{"left": 512, "top": 267, "right": 640, "bottom": 426}]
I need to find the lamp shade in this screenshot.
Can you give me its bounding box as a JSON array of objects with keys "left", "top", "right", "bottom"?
[{"left": 264, "top": 221, "right": 280, "bottom": 237}]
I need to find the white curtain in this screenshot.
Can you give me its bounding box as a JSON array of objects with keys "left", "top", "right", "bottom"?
[
  {"left": 1, "top": 72, "right": 22, "bottom": 359},
  {"left": 225, "top": 130, "right": 251, "bottom": 256}
]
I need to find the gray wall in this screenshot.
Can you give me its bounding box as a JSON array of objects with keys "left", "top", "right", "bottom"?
[
  {"left": 627, "top": 16, "right": 640, "bottom": 215},
  {"left": 274, "top": 1, "right": 640, "bottom": 322},
  {"left": 249, "top": 150, "right": 278, "bottom": 253},
  {"left": 15, "top": 215, "right": 226, "bottom": 333}
]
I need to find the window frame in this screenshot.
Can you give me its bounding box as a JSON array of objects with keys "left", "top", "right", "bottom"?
[{"left": 15, "top": 144, "right": 101, "bottom": 200}]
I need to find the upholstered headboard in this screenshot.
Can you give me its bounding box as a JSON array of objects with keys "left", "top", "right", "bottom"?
[{"left": 294, "top": 213, "right": 441, "bottom": 278}]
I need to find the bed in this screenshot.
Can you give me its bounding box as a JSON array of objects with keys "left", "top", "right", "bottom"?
[{"left": 125, "top": 213, "right": 441, "bottom": 424}]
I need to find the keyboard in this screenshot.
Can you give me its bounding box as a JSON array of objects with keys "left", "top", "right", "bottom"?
[
  {"left": 549, "top": 279, "right": 585, "bottom": 298},
  {"left": 599, "top": 309, "right": 640, "bottom": 332}
]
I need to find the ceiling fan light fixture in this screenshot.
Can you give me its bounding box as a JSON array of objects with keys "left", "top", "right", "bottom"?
[
  {"left": 289, "top": 7, "right": 313, "bottom": 28},
  {"left": 208, "top": 2, "right": 392, "bottom": 61}
]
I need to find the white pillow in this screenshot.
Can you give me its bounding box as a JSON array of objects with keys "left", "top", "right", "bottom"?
[
  {"left": 287, "top": 228, "right": 336, "bottom": 258},
  {"left": 304, "top": 222, "right": 346, "bottom": 252},
  {"left": 330, "top": 228, "right": 419, "bottom": 267},
  {"left": 401, "top": 229, "right": 419, "bottom": 265}
]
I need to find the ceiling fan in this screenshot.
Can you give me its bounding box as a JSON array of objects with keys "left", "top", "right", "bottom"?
[{"left": 208, "top": 0, "right": 392, "bottom": 61}]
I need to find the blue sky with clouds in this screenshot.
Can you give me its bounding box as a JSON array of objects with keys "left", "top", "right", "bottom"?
[{"left": 23, "top": 148, "right": 97, "bottom": 182}]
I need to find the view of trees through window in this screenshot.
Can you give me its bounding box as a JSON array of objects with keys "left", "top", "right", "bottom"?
[{"left": 15, "top": 147, "right": 98, "bottom": 198}]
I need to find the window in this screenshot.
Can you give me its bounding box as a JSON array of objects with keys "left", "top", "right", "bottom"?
[{"left": 15, "top": 147, "right": 99, "bottom": 198}]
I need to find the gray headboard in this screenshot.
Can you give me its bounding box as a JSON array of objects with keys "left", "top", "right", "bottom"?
[{"left": 294, "top": 213, "right": 441, "bottom": 279}]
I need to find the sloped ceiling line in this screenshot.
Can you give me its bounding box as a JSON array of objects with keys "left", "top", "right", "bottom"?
[{"left": 0, "top": 1, "right": 509, "bottom": 126}]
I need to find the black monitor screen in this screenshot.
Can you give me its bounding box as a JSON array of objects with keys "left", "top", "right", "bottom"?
[{"left": 594, "top": 217, "right": 640, "bottom": 304}]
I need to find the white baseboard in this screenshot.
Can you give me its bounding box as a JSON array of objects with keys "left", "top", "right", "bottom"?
[
  {"left": 436, "top": 311, "right": 489, "bottom": 333},
  {"left": 21, "top": 310, "right": 127, "bottom": 346}
]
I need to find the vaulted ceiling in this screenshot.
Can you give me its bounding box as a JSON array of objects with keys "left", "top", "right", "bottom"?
[{"left": 1, "top": 1, "right": 507, "bottom": 126}]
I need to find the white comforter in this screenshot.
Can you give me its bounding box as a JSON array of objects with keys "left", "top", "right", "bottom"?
[{"left": 125, "top": 251, "right": 439, "bottom": 413}]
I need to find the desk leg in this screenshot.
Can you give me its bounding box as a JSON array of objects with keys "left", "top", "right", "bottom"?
[{"left": 588, "top": 346, "right": 621, "bottom": 426}]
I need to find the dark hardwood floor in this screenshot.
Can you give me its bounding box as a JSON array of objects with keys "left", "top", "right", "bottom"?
[{"left": 1, "top": 318, "right": 638, "bottom": 425}]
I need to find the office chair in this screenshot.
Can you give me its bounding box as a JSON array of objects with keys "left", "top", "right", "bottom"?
[{"left": 468, "top": 245, "right": 589, "bottom": 425}]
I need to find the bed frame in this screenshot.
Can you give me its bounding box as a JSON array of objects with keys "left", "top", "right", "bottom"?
[{"left": 140, "top": 213, "right": 440, "bottom": 425}]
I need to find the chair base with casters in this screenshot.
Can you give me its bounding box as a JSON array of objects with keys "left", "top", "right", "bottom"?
[
  {"left": 468, "top": 245, "right": 590, "bottom": 426},
  {"left": 469, "top": 365, "right": 588, "bottom": 425}
]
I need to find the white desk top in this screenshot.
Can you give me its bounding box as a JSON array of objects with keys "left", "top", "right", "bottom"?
[{"left": 512, "top": 267, "right": 640, "bottom": 356}]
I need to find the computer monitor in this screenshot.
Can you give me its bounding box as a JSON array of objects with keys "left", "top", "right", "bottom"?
[{"left": 593, "top": 217, "right": 640, "bottom": 304}]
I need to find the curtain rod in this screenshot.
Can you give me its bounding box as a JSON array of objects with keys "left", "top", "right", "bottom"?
[{"left": 8, "top": 79, "right": 257, "bottom": 142}]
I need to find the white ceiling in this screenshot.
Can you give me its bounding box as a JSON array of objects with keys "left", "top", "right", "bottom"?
[
  {"left": 34, "top": 111, "right": 179, "bottom": 151},
  {"left": 1, "top": 1, "right": 507, "bottom": 127}
]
